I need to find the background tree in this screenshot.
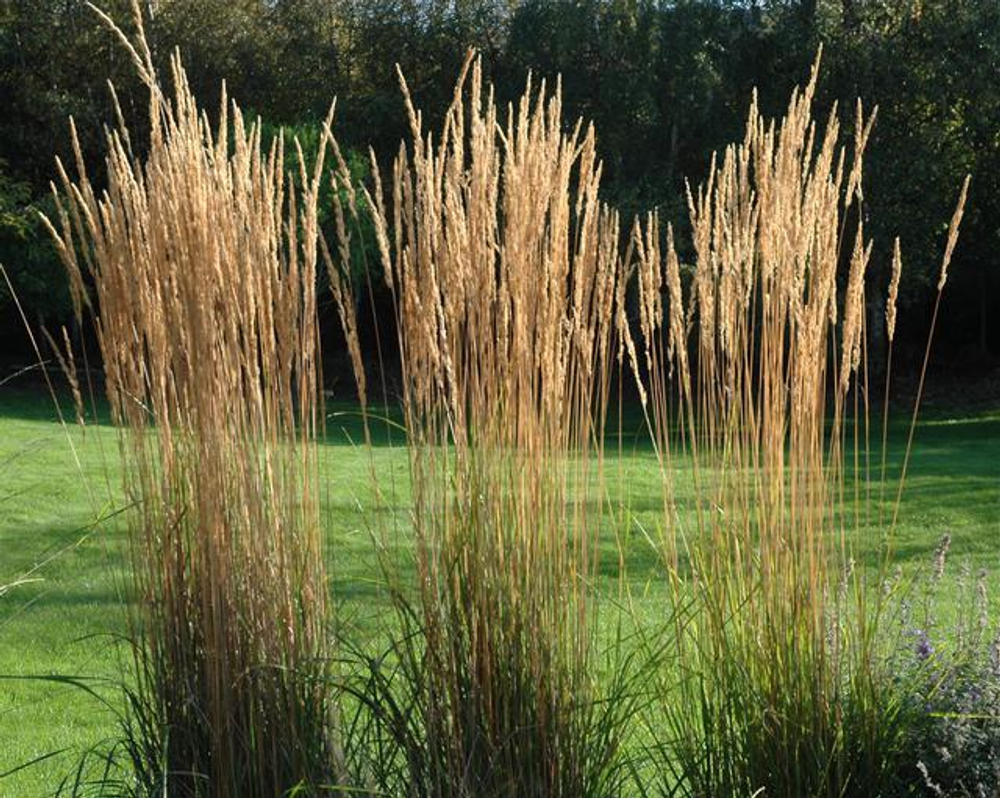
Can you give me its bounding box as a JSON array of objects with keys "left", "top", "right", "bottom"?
[{"left": 1, "top": 0, "right": 996, "bottom": 369}]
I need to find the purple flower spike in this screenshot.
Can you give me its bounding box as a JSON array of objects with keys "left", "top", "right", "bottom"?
[{"left": 916, "top": 629, "right": 934, "bottom": 660}]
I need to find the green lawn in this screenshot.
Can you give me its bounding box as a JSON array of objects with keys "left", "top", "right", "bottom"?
[{"left": 1, "top": 385, "right": 997, "bottom": 796}]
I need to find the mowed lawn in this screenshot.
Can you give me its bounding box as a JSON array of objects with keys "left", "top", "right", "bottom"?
[{"left": 1, "top": 385, "right": 998, "bottom": 795}]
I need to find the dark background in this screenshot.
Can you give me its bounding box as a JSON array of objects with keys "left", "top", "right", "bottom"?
[{"left": 1, "top": 0, "right": 997, "bottom": 388}]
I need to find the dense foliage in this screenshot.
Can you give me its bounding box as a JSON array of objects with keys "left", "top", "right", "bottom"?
[{"left": 1, "top": 0, "right": 997, "bottom": 365}]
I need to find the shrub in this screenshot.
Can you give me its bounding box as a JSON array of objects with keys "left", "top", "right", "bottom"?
[{"left": 889, "top": 539, "right": 1000, "bottom": 797}]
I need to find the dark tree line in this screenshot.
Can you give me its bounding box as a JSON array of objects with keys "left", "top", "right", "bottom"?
[{"left": 2, "top": 0, "right": 998, "bottom": 372}]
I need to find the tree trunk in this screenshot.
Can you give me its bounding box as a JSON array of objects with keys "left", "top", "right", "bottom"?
[{"left": 980, "top": 264, "right": 990, "bottom": 356}]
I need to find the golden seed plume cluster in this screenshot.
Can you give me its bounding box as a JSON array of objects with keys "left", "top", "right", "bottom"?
[
  {"left": 620, "top": 52, "right": 970, "bottom": 796},
  {"left": 330, "top": 54, "right": 627, "bottom": 796},
  {"left": 44, "top": 5, "right": 336, "bottom": 794}
]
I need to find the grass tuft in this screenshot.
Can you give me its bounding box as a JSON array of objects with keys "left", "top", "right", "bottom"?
[
  {"left": 41, "top": 3, "right": 339, "bottom": 794},
  {"left": 623, "top": 56, "right": 970, "bottom": 797},
  {"left": 329, "top": 54, "right": 635, "bottom": 798}
]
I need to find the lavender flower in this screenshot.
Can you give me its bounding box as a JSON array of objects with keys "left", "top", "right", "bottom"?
[{"left": 916, "top": 629, "right": 935, "bottom": 660}]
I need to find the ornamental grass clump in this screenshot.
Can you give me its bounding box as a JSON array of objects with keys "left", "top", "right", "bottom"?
[
  {"left": 622, "top": 56, "right": 969, "bottom": 797},
  {"left": 42, "top": 4, "right": 336, "bottom": 795},
  {"left": 329, "top": 56, "right": 633, "bottom": 797}
]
